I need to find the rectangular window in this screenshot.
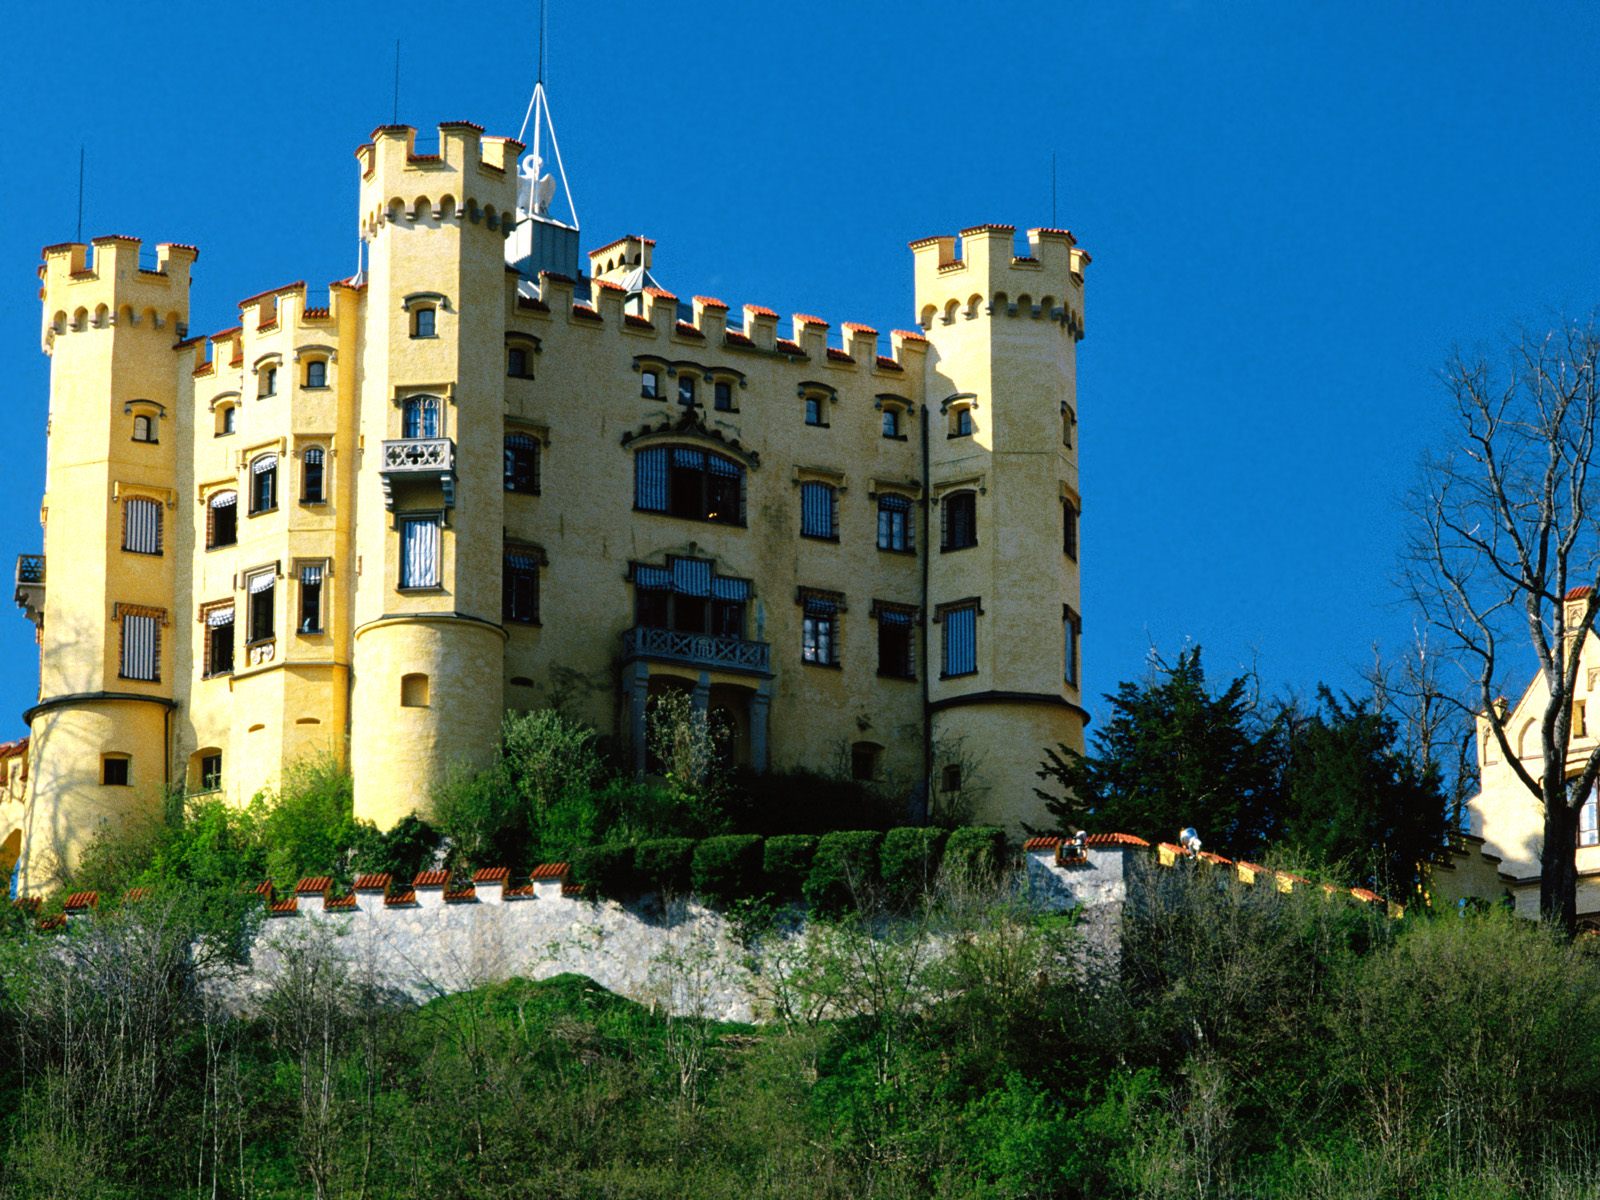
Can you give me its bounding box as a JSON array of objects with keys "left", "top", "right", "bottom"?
[
  {"left": 714, "top": 380, "right": 734, "bottom": 411},
  {"left": 299, "top": 564, "right": 324, "bottom": 634},
  {"left": 119, "top": 610, "right": 161, "bottom": 681},
  {"left": 679, "top": 376, "right": 696, "bottom": 406},
  {"left": 941, "top": 603, "right": 977, "bottom": 678},
  {"left": 800, "top": 482, "right": 838, "bottom": 540},
  {"left": 208, "top": 492, "right": 238, "bottom": 548},
  {"left": 1063, "top": 499, "right": 1078, "bottom": 560},
  {"left": 877, "top": 495, "right": 914, "bottom": 552},
  {"left": 805, "top": 396, "right": 825, "bottom": 426},
  {"left": 302, "top": 448, "right": 325, "bottom": 503},
  {"left": 261, "top": 366, "right": 277, "bottom": 397},
  {"left": 636, "top": 447, "right": 744, "bottom": 525},
  {"left": 1064, "top": 606, "right": 1081, "bottom": 686},
  {"left": 641, "top": 370, "right": 659, "bottom": 399},
  {"left": 881, "top": 409, "right": 900, "bottom": 438},
  {"left": 1577, "top": 701, "right": 1589, "bottom": 739},
  {"left": 635, "top": 446, "right": 669, "bottom": 511},
  {"left": 876, "top": 606, "right": 915, "bottom": 679},
  {"left": 801, "top": 593, "right": 841, "bottom": 666},
  {"left": 504, "top": 434, "right": 541, "bottom": 494},
  {"left": 412, "top": 307, "right": 436, "bottom": 337},
  {"left": 200, "top": 754, "right": 222, "bottom": 791},
  {"left": 508, "top": 346, "right": 529, "bottom": 377},
  {"left": 123, "top": 497, "right": 162, "bottom": 555},
  {"left": 400, "top": 516, "right": 441, "bottom": 589},
  {"left": 942, "top": 491, "right": 977, "bottom": 551},
  {"left": 1583, "top": 787, "right": 1599, "bottom": 847},
  {"left": 102, "top": 756, "right": 130, "bottom": 787},
  {"left": 204, "top": 605, "right": 234, "bottom": 677},
  {"left": 504, "top": 551, "right": 541, "bottom": 624},
  {"left": 247, "top": 573, "right": 275, "bottom": 643},
  {"left": 250, "top": 455, "right": 278, "bottom": 514}
]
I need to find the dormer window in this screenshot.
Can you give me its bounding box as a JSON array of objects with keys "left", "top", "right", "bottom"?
[
  {"left": 304, "top": 359, "right": 327, "bottom": 389},
  {"left": 412, "top": 306, "right": 436, "bottom": 338}
]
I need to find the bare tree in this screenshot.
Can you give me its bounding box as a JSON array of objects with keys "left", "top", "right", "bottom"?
[
  {"left": 1365, "top": 628, "right": 1478, "bottom": 829},
  {"left": 1405, "top": 318, "right": 1600, "bottom": 932}
]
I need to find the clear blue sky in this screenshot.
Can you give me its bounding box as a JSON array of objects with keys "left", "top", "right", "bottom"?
[{"left": 2, "top": 1, "right": 1597, "bottom": 736}]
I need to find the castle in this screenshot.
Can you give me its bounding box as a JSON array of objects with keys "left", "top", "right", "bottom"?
[{"left": 3, "top": 114, "right": 1089, "bottom": 894}]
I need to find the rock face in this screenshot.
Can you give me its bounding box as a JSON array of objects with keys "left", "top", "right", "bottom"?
[{"left": 212, "top": 844, "right": 1136, "bottom": 1023}]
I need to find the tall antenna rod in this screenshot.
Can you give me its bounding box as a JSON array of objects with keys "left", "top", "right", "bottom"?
[
  {"left": 392, "top": 40, "right": 401, "bottom": 124},
  {"left": 75, "top": 146, "right": 85, "bottom": 243},
  {"left": 538, "top": 0, "right": 547, "bottom": 84}
]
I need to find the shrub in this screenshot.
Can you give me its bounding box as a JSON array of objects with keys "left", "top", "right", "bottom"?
[
  {"left": 348, "top": 813, "right": 442, "bottom": 882},
  {"left": 692, "top": 835, "right": 764, "bottom": 906},
  {"left": 763, "top": 834, "right": 819, "bottom": 899},
  {"left": 634, "top": 837, "right": 696, "bottom": 896},
  {"left": 572, "top": 842, "right": 635, "bottom": 899},
  {"left": 944, "top": 825, "right": 1007, "bottom": 884},
  {"left": 804, "top": 830, "right": 883, "bottom": 914},
  {"left": 879, "top": 826, "right": 948, "bottom": 908}
]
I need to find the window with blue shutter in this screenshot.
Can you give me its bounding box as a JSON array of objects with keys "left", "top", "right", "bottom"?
[
  {"left": 940, "top": 603, "right": 978, "bottom": 678},
  {"left": 800, "top": 482, "right": 837, "bottom": 540},
  {"left": 877, "top": 494, "right": 913, "bottom": 552},
  {"left": 634, "top": 445, "right": 743, "bottom": 525},
  {"left": 123, "top": 498, "right": 162, "bottom": 555}
]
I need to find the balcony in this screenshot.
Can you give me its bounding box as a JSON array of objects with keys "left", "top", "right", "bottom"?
[
  {"left": 622, "top": 625, "right": 771, "bottom": 677},
  {"left": 380, "top": 438, "right": 455, "bottom": 509},
  {"left": 14, "top": 555, "right": 43, "bottom": 631}
]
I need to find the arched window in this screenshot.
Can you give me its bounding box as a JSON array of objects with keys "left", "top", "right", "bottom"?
[
  {"left": 504, "top": 434, "right": 540, "bottom": 495},
  {"left": 122, "top": 497, "right": 162, "bottom": 555},
  {"left": 402, "top": 395, "right": 440, "bottom": 439},
  {"left": 304, "top": 359, "right": 327, "bottom": 389},
  {"left": 131, "top": 414, "right": 156, "bottom": 443},
  {"left": 249, "top": 454, "right": 278, "bottom": 514},
  {"left": 301, "top": 447, "right": 325, "bottom": 503},
  {"left": 633, "top": 446, "right": 743, "bottom": 525},
  {"left": 941, "top": 491, "right": 977, "bottom": 551},
  {"left": 411, "top": 306, "right": 436, "bottom": 338},
  {"left": 207, "top": 491, "right": 238, "bottom": 548}
]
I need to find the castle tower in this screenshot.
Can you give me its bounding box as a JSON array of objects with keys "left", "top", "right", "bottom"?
[
  {"left": 349, "top": 123, "right": 521, "bottom": 827},
  {"left": 912, "top": 225, "right": 1090, "bottom": 828},
  {"left": 23, "top": 238, "right": 196, "bottom": 887}
]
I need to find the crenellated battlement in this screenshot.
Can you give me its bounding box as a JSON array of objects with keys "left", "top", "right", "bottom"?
[
  {"left": 39, "top": 237, "right": 197, "bottom": 352},
  {"left": 357, "top": 122, "right": 522, "bottom": 240},
  {"left": 910, "top": 225, "right": 1089, "bottom": 339}
]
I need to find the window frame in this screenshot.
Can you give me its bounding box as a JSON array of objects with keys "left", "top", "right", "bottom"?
[
  {"left": 300, "top": 446, "right": 327, "bottom": 504},
  {"left": 297, "top": 561, "right": 328, "bottom": 635},
  {"left": 131, "top": 413, "right": 157, "bottom": 444},
  {"left": 941, "top": 490, "right": 978, "bottom": 552},
  {"left": 1064, "top": 605, "right": 1082, "bottom": 687},
  {"left": 798, "top": 589, "right": 844, "bottom": 668},
  {"left": 937, "top": 599, "right": 980, "bottom": 680},
  {"left": 411, "top": 306, "right": 437, "bottom": 339},
  {"left": 245, "top": 571, "right": 277, "bottom": 645},
  {"left": 398, "top": 513, "right": 444, "bottom": 591},
  {"left": 248, "top": 454, "right": 278, "bottom": 515},
  {"left": 116, "top": 604, "right": 165, "bottom": 683},
  {"left": 199, "top": 753, "right": 223, "bottom": 792},
  {"left": 503, "top": 547, "right": 542, "bottom": 625},
  {"left": 633, "top": 444, "right": 746, "bottom": 527},
  {"left": 641, "top": 369, "right": 660, "bottom": 400},
  {"left": 201, "top": 602, "right": 235, "bottom": 678},
  {"left": 401, "top": 395, "right": 441, "bottom": 440},
  {"left": 121, "top": 496, "right": 163, "bottom": 556},
  {"left": 1063, "top": 498, "right": 1079, "bottom": 560},
  {"left": 872, "top": 601, "right": 917, "bottom": 681},
  {"left": 799, "top": 480, "right": 839, "bottom": 541},
  {"left": 876, "top": 493, "right": 915, "bottom": 553},
  {"left": 206, "top": 490, "right": 238, "bottom": 549},
  {"left": 303, "top": 358, "right": 328, "bottom": 389},
  {"left": 102, "top": 754, "right": 131, "bottom": 787},
  {"left": 504, "top": 433, "right": 541, "bottom": 496}
]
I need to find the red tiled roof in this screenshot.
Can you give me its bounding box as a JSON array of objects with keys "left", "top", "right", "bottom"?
[
  {"left": 125, "top": 887, "right": 150, "bottom": 903},
  {"left": 541, "top": 271, "right": 576, "bottom": 285},
  {"left": 1350, "top": 887, "right": 1384, "bottom": 904},
  {"left": 875, "top": 356, "right": 903, "bottom": 371},
  {"left": 624, "top": 314, "right": 653, "bottom": 330},
  {"left": 268, "top": 898, "right": 298, "bottom": 916},
  {"left": 891, "top": 329, "right": 929, "bottom": 343},
  {"left": 325, "top": 893, "right": 357, "bottom": 911},
  {"left": 472, "top": 867, "right": 510, "bottom": 884},
  {"left": 1031, "top": 226, "right": 1076, "bottom": 240},
  {"left": 1022, "top": 836, "right": 1063, "bottom": 851},
  {"left": 385, "top": 887, "right": 418, "bottom": 906},
  {"left": 590, "top": 234, "right": 657, "bottom": 256},
  {"left": 793, "top": 313, "right": 829, "bottom": 328},
  {"left": 237, "top": 281, "right": 305, "bottom": 310},
  {"left": 562, "top": 883, "right": 587, "bottom": 897},
  {"left": 1567, "top": 586, "right": 1594, "bottom": 600},
  {"left": 1236, "top": 861, "right": 1269, "bottom": 875},
  {"left": 572, "top": 305, "right": 602, "bottom": 321},
  {"left": 63, "top": 891, "right": 98, "bottom": 911},
  {"left": 674, "top": 321, "right": 705, "bottom": 339},
  {"left": 443, "top": 885, "right": 477, "bottom": 903},
  {"left": 248, "top": 880, "right": 274, "bottom": 898},
  {"left": 744, "top": 305, "right": 778, "bottom": 319},
  {"left": 724, "top": 330, "right": 754, "bottom": 346},
  {"left": 295, "top": 876, "right": 332, "bottom": 895},
  {"left": 841, "top": 322, "right": 878, "bottom": 334},
  {"left": 38, "top": 915, "right": 65, "bottom": 931},
  {"left": 826, "top": 348, "right": 854, "bottom": 363},
  {"left": 91, "top": 234, "right": 141, "bottom": 245},
  {"left": 775, "top": 338, "right": 804, "bottom": 354},
  {"left": 413, "top": 869, "right": 449, "bottom": 888},
  {"left": 530, "top": 862, "right": 569, "bottom": 880},
  {"left": 1084, "top": 832, "right": 1150, "bottom": 847},
  {"left": 694, "top": 295, "right": 729, "bottom": 310},
  {"left": 959, "top": 223, "right": 1017, "bottom": 236},
  {"left": 162, "top": 242, "right": 201, "bottom": 255},
  {"left": 644, "top": 286, "right": 678, "bottom": 300},
  {"left": 505, "top": 884, "right": 535, "bottom": 898},
  {"left": 907, "top": 235, "right": 945, "bottom": 250},
  {"left": 594, "top": 279, "right": 626, "bottom": 293},
  {"left": 41, "top": 242, "right": 81, "bottom": 255},
  {"left": 13, "top": 897, "right": 40, "bottom": 915},
  {"left": 353, "top": 873, "right": 392, "bottom": 892},
  {"left": 439, "top": 119, "right": 485, "bottom": 132}
]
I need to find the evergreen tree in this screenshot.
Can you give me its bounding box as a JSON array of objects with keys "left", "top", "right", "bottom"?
[
  {"left": 1278, "top": 687, "right": 1448, "bottom": 895},
  {"left": 1036, "top": 647, "right": 1280, "bottom": 854}
]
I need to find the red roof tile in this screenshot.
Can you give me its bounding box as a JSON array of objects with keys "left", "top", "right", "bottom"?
[
  {"left": 1567, "top": 586, "right": 1594, "bottom": 600},
  {"left": 295, "top": 876, "right": 332, "bottom": 895},
  {"left": 1197, "top": 851, "right": 1233, "bottom": 866},
  {"left": 1030, "top": 226, "right": 1076, "bottom": 240},
  {"left": 324, "top": 893, "right": 356, "bottom": 911},
  {"left": 826, "top": 348, "right": 855, "bottom": 363},
  {"left": 775, "top": 338, "right": 804, "bottom": 354},
  {"left": 674, "top": 321, "right": 705, "bottom": 339},
  {"left": 841, "top": 322, "right": 878, "bottom": 334},
  {"left": 591, "top": 234, "right": 657, "bottom": 256},
  {"left": 594, "top": 279, "right": 626, "bottom": 293},
  {"left": 472, "top": 867, "right": 510, "bottom": 884},
  {"left": 744, "top": 305, "right": 778, "bottom": 319},
  {"left": 891, "top": 329, "right": 929, "bottom": 343},
  {"left": 644, "top": 286, "right": 678, "bottom": 300},
  {"left": 530, "top": 862, "right": 569, "bottom": 880},
  {"left": 237, "top": 281, "right": 305, "bottom": 310},
  {"left": 959, "top": 223, "right": 1017, "bottom": 236},
  {"left": 875, "top": 355, "right": 903, "bottom": 371},
  {"left": 443, "top": 885, "right": 477, "bottom": 903},
  {"left": 63, "top": 891, "right": 98, "bottom": 911},
  {"left": 439, "top": 119, "right": 485, "bottom": 132},
  {"left": 124, "top": 887, "right": 151, "bottom": 903},
  {"left": 624, "top": 314, "right": 653, "bottom": 330},
  {"left": 353, "top": 873, "right": 391, "bottom": 892},
  {"left": 1084, "top": 832, "right": 1150, "bottom": 847},
  {"left": 724, "top": 330, "right": 754, "bottom": 346},
  {"left": 1022, "top": 836, "right": 1063, "bottom": 851},
  {"left": 413, "top": 869, "right": 449, "bottom": 888},
  {"left": 694, "top": 295, "right": 729, "bottom": 310},
  {"left": 384, "top": 887, "right": 418, "bottom": 906},
  {"left": 562, "top": 883, "right": 587, "bottom": 897},
  {"left": 268, "top": 898, "right": 298, "bottom": 916},
  {"left": 572, "top": 304, "right": 602, "bottom": 321},
  {"left": 793, "top": 313, "right": 829, "bottom": 328}
]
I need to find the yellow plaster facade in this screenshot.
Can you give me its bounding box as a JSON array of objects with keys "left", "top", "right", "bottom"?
[{"left": 10, "top": 120, "right": 1091, "bottom": 892}]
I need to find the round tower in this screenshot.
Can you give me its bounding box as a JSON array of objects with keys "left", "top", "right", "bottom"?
[
  {"left": 21, "top": 238, "right": 195, "bottom": 889},
  {"left": 349, "top": 123, "right": 520, "bottom": 828},
  {"left": 911, "top": 225, "right": 1091, "bottom": 830}
]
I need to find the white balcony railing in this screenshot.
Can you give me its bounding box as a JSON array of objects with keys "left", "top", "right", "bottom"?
[
  {"left": 622, "top": 625, "right": 771, "bottom": 676},
  {"left": 380, "top": 438, "right": 456, "bottom": 508}
]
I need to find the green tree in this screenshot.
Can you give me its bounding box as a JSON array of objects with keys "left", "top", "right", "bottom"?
[
  {"left": 1277, "top": 688, "right": 1448, "bottom": 895},
  {"left": 1036, "top": 647, "right": 1279, "bottom": 853}
]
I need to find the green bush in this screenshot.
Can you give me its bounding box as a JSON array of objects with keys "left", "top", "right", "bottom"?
[
  {"left": 349, "top": 813, "right": 442, "bottom": 882},
  {"left": 634, "top": 837, "right": 696, "bottom": 896},
  {"left": 804, "top": 830, "right": 883, "bottom": 914},
  {"left": 572, "top": 842, "right": 635, "bottom": 898},
  {"left": 879, "top": 826, "right": 948, "bottom": 907},
  {"left": 943, "top": 825, "right": 1007, "bottom": 884},
  {"left": 763, "top": 834, "right": 819, "bottom": 898},
  {"left": 692, "top": 835, "right": 764, "bottom": 905}
]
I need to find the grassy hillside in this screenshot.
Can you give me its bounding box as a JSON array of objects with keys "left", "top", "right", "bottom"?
[{"left": 5, "top": 861, "right": 1600, "bottom": 1199}]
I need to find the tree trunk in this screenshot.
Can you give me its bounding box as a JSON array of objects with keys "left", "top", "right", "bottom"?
[{"left": 1540, "top": 789, "right": 1579, "bottom": 936}]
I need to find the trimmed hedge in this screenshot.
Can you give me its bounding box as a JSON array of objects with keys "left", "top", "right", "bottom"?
[
  {"left": 692, "top": 835, "right": 764, "bottom": 906},
  {"left": 634, "top": 838, "right": 696, "bottom": 895},
  {"left": 804, "top": 830, "right": 884, "bottom": 914},
  {"left": 764, "top": 834, "right": 819, "bottom": 898},
  {"left": 572, "top": 842, "right": 635, "bottom": 898},
  {"left": 880, "top": 826, "right": 948, "bottom": 907},
  {"left": 943, "top": 825, "right": 1007, "bottom": 883}
]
